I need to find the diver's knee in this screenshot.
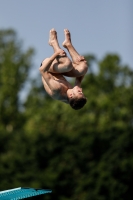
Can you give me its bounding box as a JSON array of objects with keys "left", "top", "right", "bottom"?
[
  {"left": 64, "top": 57, "right": 73, "bottom": 71},
  {"left": 40, "top": 58, "right": 49, "bottom": 66},
  {"left": 80, "top": 61, "right": 88, "bottom": 75},
  {"left": 42, "top": 58, "right": 49, "bottom": 64},
  {"left": 39, "top": 58, "right": 49, "bottom": 71}
]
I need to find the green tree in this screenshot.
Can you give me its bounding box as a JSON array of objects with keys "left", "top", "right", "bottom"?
[
  {"left": 0, "top": 29, "right": 34, "bottom": 131},
  {"left": 1, "top": 28, "right": 133, "bottom": 200},
  {"left": 23, "top": 54, "right": 133, "bottom": 200},
  {"left": 0, "top": 29, "right": 35, "bottom": 189}
]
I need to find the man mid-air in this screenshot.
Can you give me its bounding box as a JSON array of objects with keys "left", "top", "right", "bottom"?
[{"left": 39, "top": 29, "right": 88, "bottom": 110}]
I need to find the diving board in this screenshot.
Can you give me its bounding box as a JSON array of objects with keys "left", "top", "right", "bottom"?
[{"left": 0, "top": 187, "right": 52, "bottom": 200}]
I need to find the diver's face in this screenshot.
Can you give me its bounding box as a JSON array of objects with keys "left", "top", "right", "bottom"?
[{"left": 72, "top": 86, "right": 84, "bottom": 98}]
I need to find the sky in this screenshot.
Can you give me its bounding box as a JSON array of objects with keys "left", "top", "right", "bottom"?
[{"left": 0, "top": 0, "right": 133, "bottom": 76}]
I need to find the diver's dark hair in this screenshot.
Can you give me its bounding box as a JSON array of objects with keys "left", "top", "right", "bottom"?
[{"left": 69, "top": 97, "right": 87, "bottom": 110}]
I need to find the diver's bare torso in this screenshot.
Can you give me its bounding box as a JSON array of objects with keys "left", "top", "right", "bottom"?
[{"left": 42, "top": 72, "right": 72, "bottom": 103}]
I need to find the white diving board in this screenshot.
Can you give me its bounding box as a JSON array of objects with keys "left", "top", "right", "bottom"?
[{"left": 0, "top": 187, "right": 52, "bottom": 200}]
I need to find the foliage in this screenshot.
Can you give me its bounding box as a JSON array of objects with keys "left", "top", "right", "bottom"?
[
  {"left": 0, "top": 29, "right": 133, "bottom": 200},
  {"left": 0, "top": 29, "right": 34, "bottom": 130}
]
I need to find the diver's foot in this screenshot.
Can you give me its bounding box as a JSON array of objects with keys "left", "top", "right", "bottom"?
[
  {"left": 62, "top": 29, "right": 72, "bottom": 48},
  {"left": 48, "top": 28, "right": 58, "bottom": 46}
]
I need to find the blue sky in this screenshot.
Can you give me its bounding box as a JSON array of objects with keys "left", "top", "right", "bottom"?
[{"left": 0, "top": 0, "right": 133, "bottom": 75}]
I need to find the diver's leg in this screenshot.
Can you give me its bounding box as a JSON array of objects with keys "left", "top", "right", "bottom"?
[
  {"left": 62, "top": 29, "right": 88, "bottom": 77},
  {"left": 48, "top": 28, "right": 72, "bottom": 73}
]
